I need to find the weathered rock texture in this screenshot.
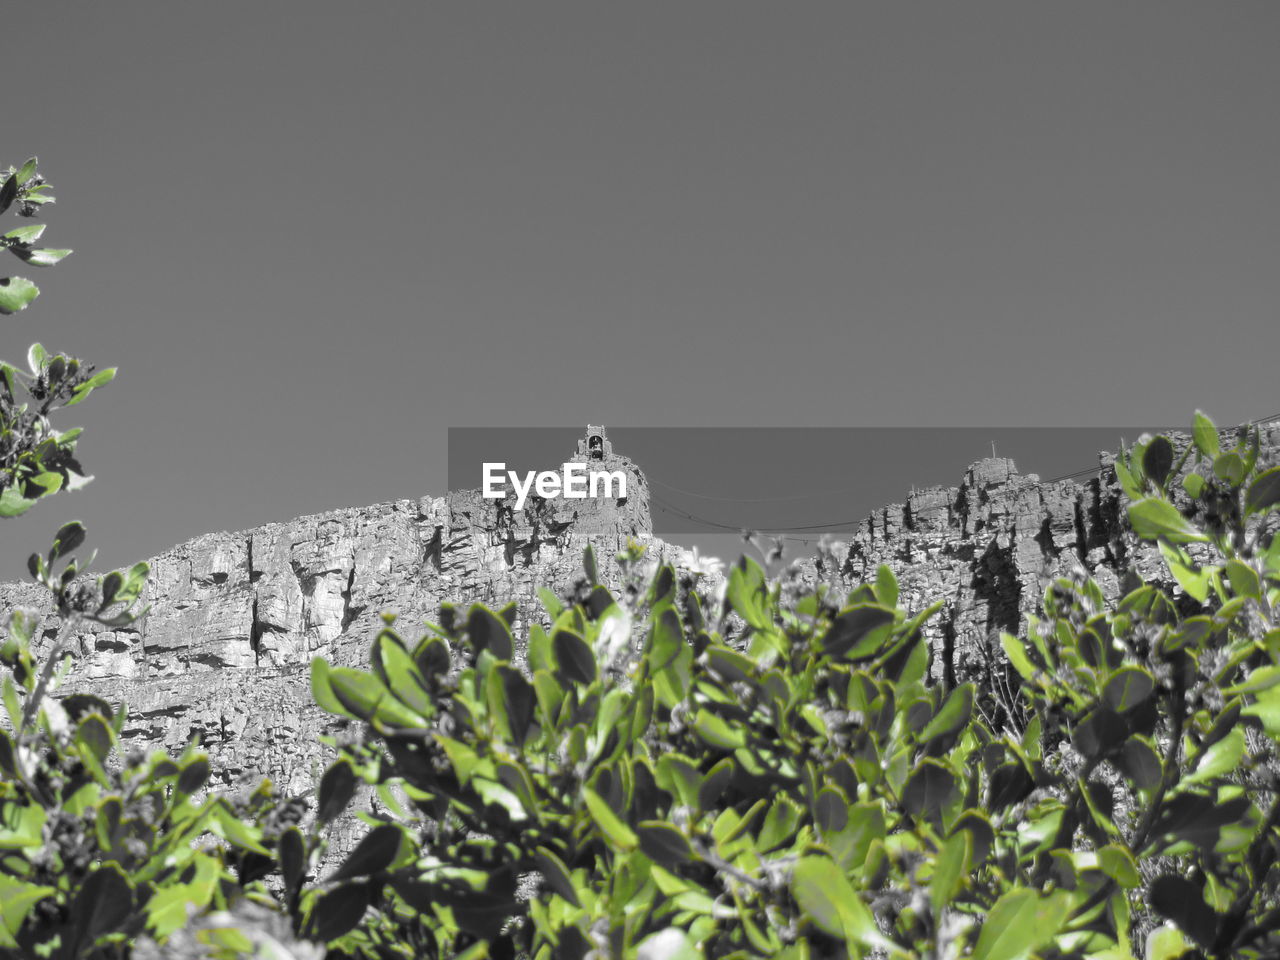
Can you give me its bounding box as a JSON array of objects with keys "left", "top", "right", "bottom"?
[{"left": 3, "top": 424, "right": 1278, "bottom": 806}]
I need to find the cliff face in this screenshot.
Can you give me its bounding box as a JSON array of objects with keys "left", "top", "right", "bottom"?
[{"left": 3, "top": 425, "right": 1277, "bottom": 800}]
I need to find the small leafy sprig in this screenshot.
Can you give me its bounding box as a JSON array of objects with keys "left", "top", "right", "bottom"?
[{"left": 0, "top": 156, "right": 69, "bottom": 315}]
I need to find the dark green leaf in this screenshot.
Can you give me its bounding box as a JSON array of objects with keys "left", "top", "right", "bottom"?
[
  {"left": 329, "top": 824, "right": 403, "bottom": 882},
  {"left": 309, "top": 883, "right": 370, "bottom": 943},
  {"left": 1143, "top": 436, "right": 1174, "bottom": 487},
  {"left": 1072, "top": 706, "right": 1128, "bottom": 760},
  {"left": 413, "top": 635, "right": 451, "bottom": 681},
  {"left": 76, "top": 714, "right": 113, "bottom": 763},
  {"left": 498, "top": 665, "right": 536, "bottom": 746},
  {"left": 468, "top": 604, "right": 513, "bottom": 660},
  {"left": 1102, "top": 666, "right": 1155, "bottom": 713},
  {"left": 553, "top": 628, "right": 597, "bottom": 684},
  {"left": 1150, "top": 875, "right": 1217, "bottom": 948},
  {"left": 637, "top": 821, "right": 695, "bottom": 866},
  {"left": 319, "top": 760, "right": 357, "bottom": 824},
  {"left": 534, "top": 846, "right": 580, "bottom": 906},
  {"left": 903, "top": 758, "right": 958, "bottom": 822},
  {"left": 278, "top": 827, "right": 306, "bottom": 893},
  {"left": 0, "top": 175, "right": 16, "bottom": 214},
  {"left": 68, "top": 865, "right": 133, "bottom": 956},
  {"left": 176, "top": 757, "right": 210, "bottom": 795},
  {"left": 1114, "top": 737, "right": 1162, "bottom": 791}
]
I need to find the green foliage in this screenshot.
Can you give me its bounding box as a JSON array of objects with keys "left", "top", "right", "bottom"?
[
  {"left": 297, "top": 414, "right": 1280, "bottom": 959},
  {"left": 0, "top": 157, "right": 70, "bottom": 316}
]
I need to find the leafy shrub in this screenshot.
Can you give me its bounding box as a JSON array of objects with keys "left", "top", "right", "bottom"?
[
  {"left": 0, "top": 157, "right": 322, "bottom": 959},
  {"left": 4, "top": 161, "right": 1280, "bottom": 957},
  {"left": 306, "top": 416, "right": 1280, "bottom": 960}
]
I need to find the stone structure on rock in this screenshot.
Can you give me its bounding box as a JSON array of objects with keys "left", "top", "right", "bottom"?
[{"left": 2, "top": 423, "right": 1277, "bottom": 809}]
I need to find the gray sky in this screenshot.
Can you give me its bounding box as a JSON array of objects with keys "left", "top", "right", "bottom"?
[{"left": 3, "top": 3, "right": 1279, "bottom": 582}]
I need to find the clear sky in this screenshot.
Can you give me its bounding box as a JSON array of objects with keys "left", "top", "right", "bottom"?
[{"left": 3, "top": 3, "right": 1279, "bottom": 582}]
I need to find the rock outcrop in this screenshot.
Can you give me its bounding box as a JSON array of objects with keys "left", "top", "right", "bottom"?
[{"left": 3, "top": 424, "right": 1277, "bottom": 804}]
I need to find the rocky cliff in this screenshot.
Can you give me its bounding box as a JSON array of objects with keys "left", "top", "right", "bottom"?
[{"left": 3, "top": 424, "right": 1277, "bottom": 804}]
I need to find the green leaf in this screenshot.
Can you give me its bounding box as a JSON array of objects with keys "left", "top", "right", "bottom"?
[
  {"left": 65, "top": 368, "right": 117, "bottom": 407},
  {"left": 0, "top": 277, "right": 40, "bottom": 315},
  {"left": 1098, "top": 843, "right": 1141, "bottom": 889},
  {"left": 874, "top": 564, "right": 899, "bottom": 608},
  {"left": 1001, "top": 632, "right": 1038, "bottom": 681},
  {"left": 1213, "top": 452, "right": 1246, "bottom": 486},
  {"left": 583, "top": 787, "right": 637, "bottom": 850},
  {"left": 18, "top": 248, "right": 72, "bottom": 267},
  {"left": 1193, "top": 411, "right": 1219, "bottom": 458},
  {"left": 373, "top": 631, "right": 434, "bottom": 718},
  {"left": 1184, "top": 727, "right": 1244, "bottom": 786},
  {"left": 4, "top": 224, "right": 45, "bottom": 244},
  {"left": 310, "top": 658, "right": 346, "bottom": 716},
  {"left": 1158, "top": 541, "right": 1211, "bottom": 603},
  {"left": 1225, "top": 665, "right": 1280, "bottom": 695},
  {"left": 329, "top": 824, "right": 404, "bottom": 882},
  {"left": 1102, "top": 667, "right": 1155, "bottom": 713},
  {"left": 691, "top": 709, "right": 744, "bottom": 751},
  {"left": 970, "top": 887, "right": 1070, "bottom": 960},
  {"left": 726, "top": 557, "right": 769, "bottom": 629},
  {"left": 791, "top": 855, "right": 893, "bottom": 950},
  {"left": 1246, "top": 466, "right": 1280, "bottom": 516},
  {"left": 821, "top": 604, "right": 896, "bottom": 660},
  {"left": 1182, "top": 473, "right": 1205, "bottom": 499},
  {"left": 919, "top": 682, "right": 974, "bottom": 751},
  {"left": 16, "top": 158, "right": 37, "bottom": 183},
  {"left": 1145, "top": 924, "right": 1191, "bottom": 960},
  {"left": 0, "top": 876, "right": 53, "bottom": 948},
  {"left": 930, "top": 829, "right": 970, "bottom": 915},
  {"left": 1128, "top": 499, "right": 1207, "bottom": 544},
  {"left": 1225, "top": 559, "right": 1261, "bottom": 600}
]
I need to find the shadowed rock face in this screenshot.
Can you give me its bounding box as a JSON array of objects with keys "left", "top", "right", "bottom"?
[{"left": 3, "top": 426, "right": 1277, "bottom": 812}]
